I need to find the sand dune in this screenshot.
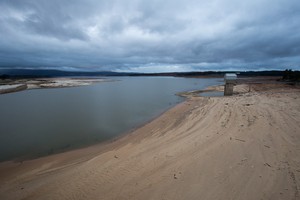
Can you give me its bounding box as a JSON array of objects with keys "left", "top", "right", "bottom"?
[{"left": 0, "top": 83, "right": 299, "bottom": 200}]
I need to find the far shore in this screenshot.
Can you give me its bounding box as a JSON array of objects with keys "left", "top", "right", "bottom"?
[
  {"left": 0, "top": 77, "right": 299, "bottom": 200},
  {"left": 0, "top": 77, "right": 110, "bottom": 95}
]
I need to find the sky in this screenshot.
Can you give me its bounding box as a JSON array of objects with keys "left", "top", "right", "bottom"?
[{"left": 0, "top": 0, "right": 299, "bottom": 72}]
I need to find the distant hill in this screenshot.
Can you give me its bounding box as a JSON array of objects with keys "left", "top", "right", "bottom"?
[
  {"left": 0, "top": 69, "right": 127, "bottom": 78},
  {"left": 0, "top": 68, "right": 291, "bottom": 79}
]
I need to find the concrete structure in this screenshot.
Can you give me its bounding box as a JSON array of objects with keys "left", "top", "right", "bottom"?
[{"left": 224, "top": 73, "right": 237, "bottom": 96}]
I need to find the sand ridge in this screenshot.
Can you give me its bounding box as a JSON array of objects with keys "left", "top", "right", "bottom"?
[{"left": 0, "top": 83, "right": 300, "bottom": 200}]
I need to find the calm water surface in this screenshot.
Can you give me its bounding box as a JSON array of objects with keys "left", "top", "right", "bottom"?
[
  {"left": 200, "top": 91, "right": 224, "bottom": 97},
  {"left": 0, "top": 77, "right": 221, "bottom": 161}
]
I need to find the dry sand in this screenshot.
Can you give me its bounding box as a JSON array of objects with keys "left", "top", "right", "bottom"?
[{"left": 0, "top": 82, "right": 300, "bottom": 200}]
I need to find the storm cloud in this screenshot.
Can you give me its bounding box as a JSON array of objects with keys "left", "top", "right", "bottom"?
[{"left": 0, "top": 0, "right": 299, "bottom": 72}]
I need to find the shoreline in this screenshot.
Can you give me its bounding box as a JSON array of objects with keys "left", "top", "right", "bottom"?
[
  {"left": 0, "top": 80, "right": 300, "bottom": 199},
  {"left": 0, "top": 87, "right": 199, "bottom": 179},
  {"left": 0, "top": 83, "right": 198, "bottom": 163}
]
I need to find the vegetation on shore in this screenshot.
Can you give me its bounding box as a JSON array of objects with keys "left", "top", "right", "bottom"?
[{"left": 282, "top": 69, "right": 300, "bottom": 82}]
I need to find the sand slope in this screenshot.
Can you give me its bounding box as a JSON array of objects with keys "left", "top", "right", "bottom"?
[{"left": 0, "top": 83, "right": 300, "bottom": 200}]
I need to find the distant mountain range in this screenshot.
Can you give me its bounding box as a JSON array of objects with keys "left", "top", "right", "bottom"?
[
  {"left": 0, "top": 68, "right": 291, "bottom": 79},
  {"left": 0, "top": 69, "right": 123, "bottom": 78}
]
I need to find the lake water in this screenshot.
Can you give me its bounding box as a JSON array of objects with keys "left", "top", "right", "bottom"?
[
  {"left": 200, "top": 91, "right": 224, "bottom": 97},
  {"left": 0, "top": 77, "right": 222, "bottom": 161}
]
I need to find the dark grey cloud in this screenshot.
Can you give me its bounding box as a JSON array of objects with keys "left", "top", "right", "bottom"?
[{"left": 0, "top": 0, "right": 299, "bottom": 72}]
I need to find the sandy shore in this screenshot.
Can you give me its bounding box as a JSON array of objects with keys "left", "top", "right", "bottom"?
[
  {"left": 0, "top": 84, "right": 28, "bottom": 94},
  {"left": 0, "top": 81, "right": 299, "bottom": 200}
]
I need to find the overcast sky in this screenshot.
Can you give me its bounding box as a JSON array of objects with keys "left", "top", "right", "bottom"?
[{"left": 0, "top": 0, "right": 299, "bottom": 72}]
